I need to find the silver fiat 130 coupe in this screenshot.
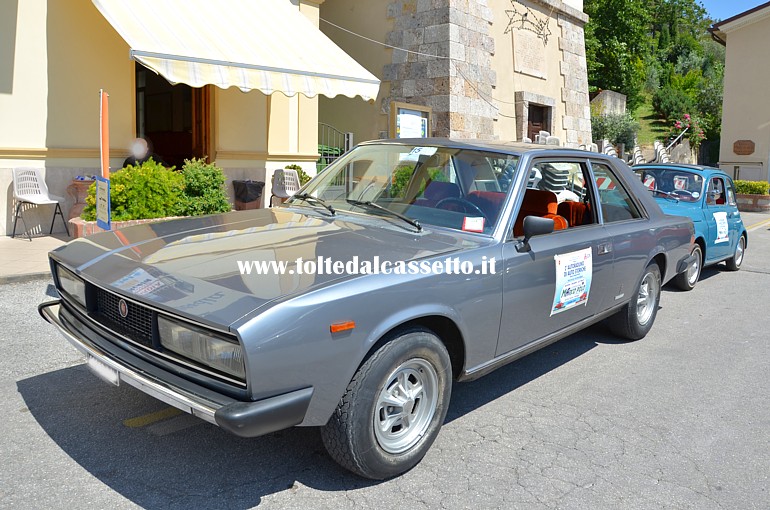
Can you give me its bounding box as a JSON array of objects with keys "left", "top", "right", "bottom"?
[{"left": 40, "top": 139, "right": 695, "bottom": 479}]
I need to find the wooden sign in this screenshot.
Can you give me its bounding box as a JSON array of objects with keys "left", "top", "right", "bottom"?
[{"left": 733, "top": 140, "right": 755, "bottom": 156}]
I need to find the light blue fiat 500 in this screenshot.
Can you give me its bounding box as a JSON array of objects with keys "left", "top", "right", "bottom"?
[{"left": 634, "top": 164, "right": 747, "bottom": 290}]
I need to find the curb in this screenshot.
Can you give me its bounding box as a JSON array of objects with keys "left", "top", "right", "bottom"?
[{"left": 0, "top": 272, "right": 53, "bottom": 285}]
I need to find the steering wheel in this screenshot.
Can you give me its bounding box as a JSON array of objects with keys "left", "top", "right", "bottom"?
[
  {"left": 671, "top": 189, "right": 698, "bottom": 202},
  {"left": 435, "top": 197, "right": 489, "bottom": 223}
]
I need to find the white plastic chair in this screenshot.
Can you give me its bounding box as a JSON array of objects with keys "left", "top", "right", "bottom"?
[
  {"left": 12, "top": 168, "right": 69, "bottom": 240},
  {"left": 269, "top": 169, "right": 301, "bottom": 207}
]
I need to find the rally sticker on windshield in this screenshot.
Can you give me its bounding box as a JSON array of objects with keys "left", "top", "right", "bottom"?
[
  {"left": 462, "top": 217, "right": 485, "bottom": 233},
  {"left": 551, "top": 247, "right": 592, "bottom": 316},
  {"left": 713, "top": 211, "right": 729, "bottom": 244}
]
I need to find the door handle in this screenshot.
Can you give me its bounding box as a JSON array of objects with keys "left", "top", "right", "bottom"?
[{"left": 598, "top": 242, "right": 613, "bottom": 255}]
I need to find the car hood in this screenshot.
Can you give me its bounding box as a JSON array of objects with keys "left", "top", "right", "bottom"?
[{"left": 51, "top": 208, "right": 480, "bottom": 328}]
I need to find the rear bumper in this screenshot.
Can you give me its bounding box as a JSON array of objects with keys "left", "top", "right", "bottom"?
[{"left": 38, "top": 300, "right": 312, "bottom": 437}]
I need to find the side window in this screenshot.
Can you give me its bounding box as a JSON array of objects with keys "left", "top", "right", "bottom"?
[
  {"left": 707, "top": 177, "right": 726, "bottom": 206},
  {"left": 726, "top": 179, "right": 737, "bottom": 206},
  {"left": 512, "top": 160, "right": 597, "bottom": 237},
  {"left": 590, "top": 161, "right": 642, "bottom": 223}
]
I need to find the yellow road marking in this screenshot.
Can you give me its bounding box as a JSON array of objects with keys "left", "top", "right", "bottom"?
[
  {"left": 122, "top": 407, "right": 183, "bottom": 428},
  {"left": 747, "top": 217, "right": 770, "bottom": 231}
]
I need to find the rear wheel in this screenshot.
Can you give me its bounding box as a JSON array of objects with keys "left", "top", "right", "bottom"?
[
  {"left": 608, "top": 262, "right": 661, "bottom": 340},
  {"left": 321, "top": 328, "right": 452, "bottom": 479},
  {"left": 725, "top": 235, "right": 745, "bottom": 271},
  {"left": 673, "top": 245, "right": 702, "bottom": 291}
]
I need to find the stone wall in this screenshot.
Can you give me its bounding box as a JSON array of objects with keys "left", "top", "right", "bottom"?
[
  {"left": 384, "top": 0, "right": 497, "bottom": 139},
  {"left": 557, "top": 13, "right": 592, "bottom": 147},
  {"left": 590, "top": 90, "right": 627, "bottom": 116}
]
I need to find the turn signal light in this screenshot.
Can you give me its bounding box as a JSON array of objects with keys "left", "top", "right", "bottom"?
[{"left": 330, "top": 321, "right": 356, "bottom": 333}]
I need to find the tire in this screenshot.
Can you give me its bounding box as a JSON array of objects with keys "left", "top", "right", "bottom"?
[
  {"left": 673, "top": 245, "right": 702, "bottom": 291},
  {"left": 321, "top": 328, "right": 452, "bottom": 480},
  {"left": 725, "top": 235, "right": 745, "bottom": 271},
  {"left": 608, "top": 262, "right": 661, "bottom": 341}
]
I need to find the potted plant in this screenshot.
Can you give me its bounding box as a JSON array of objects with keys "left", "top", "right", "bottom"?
[{"left": 734, "top": 179, "right": 770, "bottom": 212}]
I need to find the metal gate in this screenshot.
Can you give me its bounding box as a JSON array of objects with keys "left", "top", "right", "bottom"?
[{"left": 318, "top": 123, "right": 353, "bottom": 172}]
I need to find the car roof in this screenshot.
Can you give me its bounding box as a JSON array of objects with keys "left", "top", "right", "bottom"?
[
  {"left": 358, "top": 137, "right": 596, "bottom": 156},
  {"left": 633, "top": 163, "right": 727, "bottom": 175}
]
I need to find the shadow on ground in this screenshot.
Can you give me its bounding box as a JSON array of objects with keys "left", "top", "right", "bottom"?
[{"left": 17, "top": 324, "right": 617, "bottom": 509}]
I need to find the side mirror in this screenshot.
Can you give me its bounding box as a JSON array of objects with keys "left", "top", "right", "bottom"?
[{"left": 515, "top": 216, "right": 555, "bottom": 253}]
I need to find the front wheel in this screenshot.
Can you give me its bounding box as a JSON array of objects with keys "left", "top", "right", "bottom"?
[
  {"left": 608, "top": 262, "right": 661, "bottom": 340},
  {"left": 673, "top": 245, "right": 702, "bottom": 291},
  {"left": 321, "top": 328, "right": 452, "bottom": 479},
  {"left": 725, "top": 235, "right": 745, "bottom": 271}
]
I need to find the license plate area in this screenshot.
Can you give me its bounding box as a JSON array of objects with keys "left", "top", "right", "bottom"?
[{"left": 87, "top": 356, "right": 120, "bottom": 386}]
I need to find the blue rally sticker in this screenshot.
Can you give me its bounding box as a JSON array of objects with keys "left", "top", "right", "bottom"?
[{"left": 551, "top": 248, "right": 592, "bottom": 316}]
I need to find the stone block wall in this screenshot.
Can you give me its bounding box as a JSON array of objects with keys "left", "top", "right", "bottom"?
[
  {"left": 557, "top": 14, "right": 592, "bottom": 147},
  {"left": 385, "top": 0, "right": 498, "bottom": 139}
]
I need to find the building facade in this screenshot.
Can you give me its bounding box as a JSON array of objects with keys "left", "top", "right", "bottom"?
[
  {"left": 1, "top": 0, "right": 591, "bottom": 237},
  {"left": 0, "top": 0, "right": 331, "bottom": 236},
  {"left": 712, "top": 2, "right": 770, "bottom": 183},
  {"left": 319, "top": 0, "right": 591, "bottom": 146}
]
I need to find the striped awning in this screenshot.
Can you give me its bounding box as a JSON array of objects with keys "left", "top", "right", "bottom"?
[{"left": 92, "top": 0, "right": 380, "bottom": 100}]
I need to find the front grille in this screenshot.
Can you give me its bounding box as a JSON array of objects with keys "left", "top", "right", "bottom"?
[{"left": 94, "top": 288, "right": 154, "bottom": 347}]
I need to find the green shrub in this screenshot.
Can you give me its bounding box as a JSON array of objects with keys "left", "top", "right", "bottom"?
[
  {"left": 652, "top": 86, "right": 695, "bottom": 120},
  {"left": 591, "top": 113, "right": 639, "bottom": 148},
  {"left": 734, "top": 180, "right": 770, "bottom": 195},
  {"left": 82, "top": 159, "right": 184, "bottom": 221},
  {"left": 178, "top": 158, "right": 232, "bottom": 216},
  {"left": 285, "top": 164, "right": 311, "bottom": 186}
]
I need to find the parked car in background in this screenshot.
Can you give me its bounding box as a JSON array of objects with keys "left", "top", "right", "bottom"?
[
  {"left": 40, "top": 140, "right": 694, "bottom": 479},
  {"left": 633, "top": 164, "right": 747, "bottom": 290}
]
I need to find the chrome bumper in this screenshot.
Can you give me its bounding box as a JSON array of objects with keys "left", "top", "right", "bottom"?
[{"left": 39, "top": 301, "right": 313, "bottom": 437}]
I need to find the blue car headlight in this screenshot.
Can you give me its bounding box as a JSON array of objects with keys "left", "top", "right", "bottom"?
[{"left": 158, "top": 316, "right": 245, "bottom": 380}]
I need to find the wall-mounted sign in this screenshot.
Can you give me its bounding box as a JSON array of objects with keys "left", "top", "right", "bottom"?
[
  {"left": 733, "top": 140, "right": 755, "bottom": 156},
  {"left": 390, "top": 102, "right": 431, "bottom": 139},
  {"left": 96, "top": 176, "right": 111, "bottom": 231}
]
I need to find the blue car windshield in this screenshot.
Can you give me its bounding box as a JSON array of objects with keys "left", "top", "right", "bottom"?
[
  {"left": 634, "top": 168, "right": 705, "bottom": 203},
  {"left": 293, "top": 144, "right": 520, "bottom": 234}
]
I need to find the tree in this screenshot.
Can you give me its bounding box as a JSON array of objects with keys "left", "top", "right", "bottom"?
[{"left": 584, "top": 0, "right": 652, "bottom": 111}]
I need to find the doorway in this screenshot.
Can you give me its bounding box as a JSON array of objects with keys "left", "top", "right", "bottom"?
[
  {"left": 135, "top": 63, "right": 211, "bottom": 168},
  {"left": 527, "top": 104, "right": 550, "bottom": 141}
]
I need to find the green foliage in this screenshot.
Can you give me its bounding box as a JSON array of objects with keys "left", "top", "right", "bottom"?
[
  {"left": 285, "top": 164, "right": 311, "bottom": 186},
  {"left": 82, "top": 159, "right": 184, "bottom": 221},
  {"left": 652, "top": 86, "right": 695, "bottom": 120},
  {"left": 584, "top": 0, "right": 651, "bottom": 111},
  {"left": 177, "top": 158, "right": 232, "bottom": 216},
  {"left": 591, "top": 112, "right": 639, "bottom": 148},
  {"left": 586, "top": 0, "right": 724, "bottom": 142},
  {"left": 734, "top": 180, "right": 770, "bottom": 195}
]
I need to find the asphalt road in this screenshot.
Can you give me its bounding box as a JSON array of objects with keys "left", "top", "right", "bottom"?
[{"left": 1, "top": 220, "right": 769, "bottom": 509}]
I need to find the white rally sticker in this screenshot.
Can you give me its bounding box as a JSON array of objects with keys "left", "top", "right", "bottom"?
[
  {"left": 713, "top": 211, "right": 729, "bottom": 244},
  {"left": 551, "top": 248, "right": 592, "bottom": 316},
  {"left": 401, "top": 146, "right": 438, "bottom": 162},
  {"left": 462, "top": 217, "right": 485, "bottom": 233}
]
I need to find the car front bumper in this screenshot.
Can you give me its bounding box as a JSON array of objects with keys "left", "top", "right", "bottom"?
[{"left": 38, "top": 300, "right": 313, "bottom": 438}]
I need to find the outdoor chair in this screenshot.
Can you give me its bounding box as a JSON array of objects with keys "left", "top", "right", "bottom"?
[
  {"left": 269, "top": 169, "right": 300, "bottom": 207},
  {"left": 11, "top": 168, "right": 69, "bottom": 240}
]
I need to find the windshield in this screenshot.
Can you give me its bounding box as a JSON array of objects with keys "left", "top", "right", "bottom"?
[
  {"left": 292, "top": 144, "right": 520, "bottom": 234},
  {"left": 634, "top": 167, "right": 705, "bottom": 203}
]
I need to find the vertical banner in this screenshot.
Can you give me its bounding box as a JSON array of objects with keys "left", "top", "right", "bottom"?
[
  {"left": 95, "top": 176, "right": 111, "bottom": 231},
  {"left": 99, "top": 89, "right": 110, "bottom": 178}
]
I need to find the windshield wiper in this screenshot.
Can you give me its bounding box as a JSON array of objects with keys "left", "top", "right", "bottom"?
[
  {"left": 650, "top": 189, "right": 679, "bottom": 202},
  {"left": 293, "top": 193, "right": 336, "bottom": 215},
  {"left": 346, "top": 199, "right": 422, "bottom": 232}
]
